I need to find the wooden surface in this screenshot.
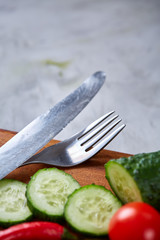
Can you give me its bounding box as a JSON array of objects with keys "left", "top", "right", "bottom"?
[{"left": 0, "top": 129, "right": 130, "bottom": 191}]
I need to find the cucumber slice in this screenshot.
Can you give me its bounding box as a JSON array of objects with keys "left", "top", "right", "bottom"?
[
  {"left": 105, "top": 161, "right": 143, "bottom": 203},
  {"left": 105, "top": 151, "right": 160, "bottom": 210},
  {"left": 64, "top": 184, "right": 122, "bottom": 237},
  {"left": 0, "top": 179, "right": 32, "bottom": 227},
  {"left": 26, "top": 168, "right": 80, "bottom": 222}
]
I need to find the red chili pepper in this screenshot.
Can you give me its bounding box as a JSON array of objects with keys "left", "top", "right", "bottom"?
[{"left": 0, "top": 221, "right": 77, "bottom": 240}]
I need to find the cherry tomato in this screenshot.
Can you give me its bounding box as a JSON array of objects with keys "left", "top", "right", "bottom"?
[{"left": 108, "top": 202, "right": 160, "bottom": 240}]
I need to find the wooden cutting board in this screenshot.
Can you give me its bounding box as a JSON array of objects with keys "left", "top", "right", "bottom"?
[{"left": 0, "top": 129, "right": 130, "bottom": 191}]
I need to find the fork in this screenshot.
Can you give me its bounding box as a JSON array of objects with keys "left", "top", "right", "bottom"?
[{"left": 22, "top": 111, "right": 125, "bottom": 167}]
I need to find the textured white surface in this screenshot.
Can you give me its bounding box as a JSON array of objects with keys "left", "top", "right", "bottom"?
[{"left": 0, "top": 0, "right": 160, "bottom": 154}]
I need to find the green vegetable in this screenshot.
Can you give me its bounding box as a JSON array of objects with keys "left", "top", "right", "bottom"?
[
  {"left": 105, "top": 151, "right": 160, "bottom": 210},
  {"left": 26, "top": 168, "right": 80, "bottom": 222},
  {"left": 64, "top": 184, "right": 122, "bottom": 237},
  {"left": 0, "top": 179, "right": 32, "bottom": 227}
]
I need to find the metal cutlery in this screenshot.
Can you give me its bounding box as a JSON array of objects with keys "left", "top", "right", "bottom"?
[
  {"left": 22, "top": 111, "right": 125, "bottom": 167},
  {"left": 0, "top": 71, "right": 105, "bottom": 179}
]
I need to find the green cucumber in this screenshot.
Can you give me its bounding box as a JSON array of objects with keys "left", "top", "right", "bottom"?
[
  {"left": 0, "top": 179, "right": 32, "bottom": 227},
  {"left": 26, "top": 168, "right": 80, "bottom": 222},
  {"left": 64, "top": 184, "right": 122, "bottom": 237},
  {"left": 105, "top": 151, "right": 160, "bottom": 210}
]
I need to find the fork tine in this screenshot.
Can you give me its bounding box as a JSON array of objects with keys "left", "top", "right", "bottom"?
[
  {"left": 88, "top": 124, "right": 126, "bottom": 155},
  {"left": 83, "top": 119, "right": 122, "bottom": 150},
  {"left": 79, "top": 114, "right": 119, "bottom": 145},
  {"left": 79, "top": 111, "right": 115, "bottom": 137}
]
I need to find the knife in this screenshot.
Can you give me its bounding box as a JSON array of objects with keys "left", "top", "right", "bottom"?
[{"left": 0, "top": 71, "right": 106, "bottom": 179}]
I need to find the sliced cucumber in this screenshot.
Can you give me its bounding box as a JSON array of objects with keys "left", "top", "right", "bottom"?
[
  {"left": 26, "top": 168, "right": 80, "bottom": 222},
  {"left": 0, "top": 179, "right": 32, "bottom": 227},
  {"left": 105, "top": 161, "right": 143, "bottom": 203},
  {"left": 64, "top": 184, "right": 122, "bottom": 237},
  {"left": 105, "top": 151, "right": 160, "bottom": 210}
]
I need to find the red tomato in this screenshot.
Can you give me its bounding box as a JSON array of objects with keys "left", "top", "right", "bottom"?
[{"left": 108, "top": 202, "right": 160, "bottom": 240}]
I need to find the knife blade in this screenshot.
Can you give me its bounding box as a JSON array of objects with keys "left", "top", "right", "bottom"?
[{"left": 0, "top": 71, "right": 106, "bottom": 179}]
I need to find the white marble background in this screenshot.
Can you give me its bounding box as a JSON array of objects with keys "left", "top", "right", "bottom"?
[{"left": 0, "top": 0, "right": 160, "bottom": 154}]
